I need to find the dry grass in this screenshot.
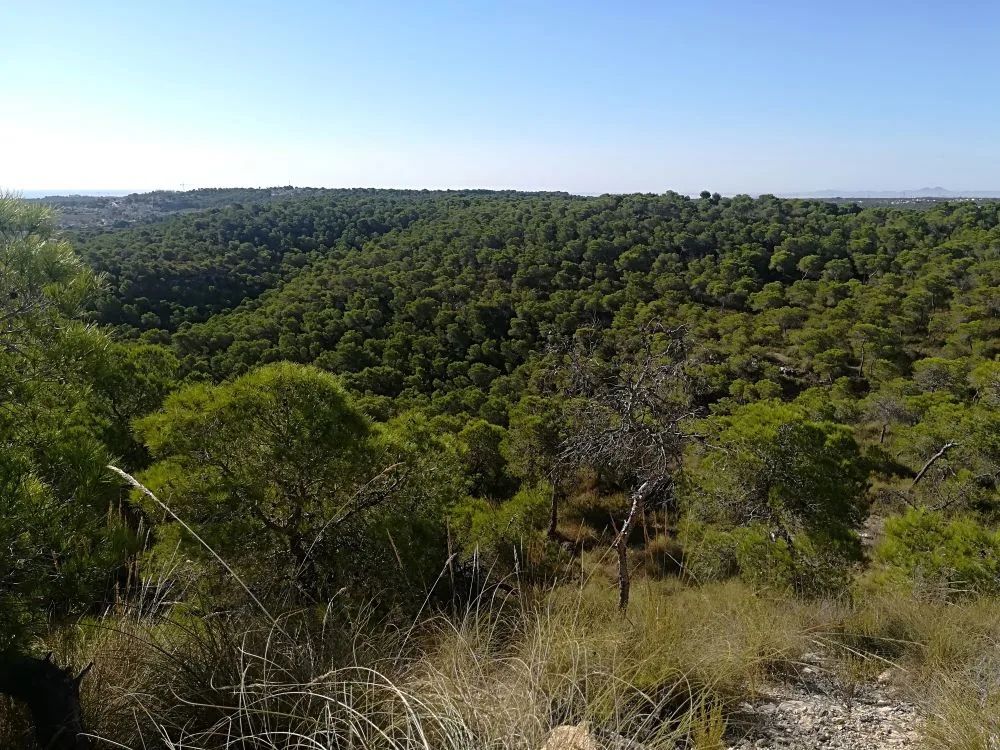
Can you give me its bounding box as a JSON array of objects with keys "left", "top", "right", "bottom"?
[
  {"left": 6, "top": 580, "right": 1000, "bottom": 748},
  {"left": 0, "top": 697, "right": 32, "bottom": 749},
  {"left": 856, "top": 596, "right": 1000, "bottom": 750},
  {"left": 9, "top": 580, "right": 821, "bottom": 748}
]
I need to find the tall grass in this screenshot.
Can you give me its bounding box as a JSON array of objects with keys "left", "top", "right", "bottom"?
[
  {"left": 7, "top": 579, "right": 1000, "bottom": 748},
  {"left": 9, "top": 579, "right": 826, "bottom": 749}
]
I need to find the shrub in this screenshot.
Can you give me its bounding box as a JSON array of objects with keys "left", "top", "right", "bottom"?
[
  {"left": 450, "top": 483, "right": 567, "bottom": 582},
  {"left": 680, "top": 520, "right": 853, "bottom": 595},
  {"left": 874, "top": 509, "right": 1000, "bottom": 597},
  {"left": 681, "top": 400, "right": 867, "bottom": 595}
]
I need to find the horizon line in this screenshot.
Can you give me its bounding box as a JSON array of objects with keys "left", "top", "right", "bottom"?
[{"left": 16, "top": 186, "right": 1000, "bottom": 199}]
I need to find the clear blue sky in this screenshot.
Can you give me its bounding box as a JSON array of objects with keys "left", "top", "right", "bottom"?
[{"left": 3, "top": 0, "right": 999, "bottom": 194}]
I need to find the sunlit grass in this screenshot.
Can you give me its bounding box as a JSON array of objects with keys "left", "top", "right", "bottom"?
[{"left": 6, "top": 578, "right": 1000, "bottom": 748}]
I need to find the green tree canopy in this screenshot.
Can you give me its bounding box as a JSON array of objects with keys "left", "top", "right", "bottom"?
[
  {"left": 136, "top": 362, "right": 464, "bottom": 602},
  {"left": 0, "top": 194, "right": 147, "bottom": 750},
  {"left": 682, "top": 401, "right": 868, "bottom": 591},
  {"left": 0, "top": 195, "right": 125, "bottom": 654}
]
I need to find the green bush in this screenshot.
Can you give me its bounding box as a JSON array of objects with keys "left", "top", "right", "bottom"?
[
  {"left": 450, "top": 483, "right": 566, "bottom": 581},
  {"left": 677, "top": 520, "right": 739, "bottom": 583},
  {"left": 680, "top": 521, "right": 798, "bottom": 590},
  {"left": 451, "top": 484, "right": 550, "bottom": 552},
  {"left": 875, "top": 509, "right": 1000, "bottom": 597},
  {"left": 680, "top": 520, "right": 853, "bottom": 595}
]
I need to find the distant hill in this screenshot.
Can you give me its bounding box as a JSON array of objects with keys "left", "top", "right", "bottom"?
[
  {"left": 20, "top": 189, "right": 133, "bottom": 198},
  {"left": 29, "top": 187, "right": 334, "bottom": 229},
  {"left": 784, "top": 187, "right": 1000, "bottom": 199},
  {"left": 33, "top": 186, "right": 1000, "bottom": 230},
  {"left": 68, "top": 189, "right": 1000, "bottom": 410}
]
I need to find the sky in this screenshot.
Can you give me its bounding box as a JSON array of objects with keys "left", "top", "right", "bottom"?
[{"left": 2, "top": 0, "right": 1000, "bottom": 195}]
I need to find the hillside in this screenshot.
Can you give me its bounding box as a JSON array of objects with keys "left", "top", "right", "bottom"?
[
  {"left": 33, "top": 187, "right": 352, "bottom": 229},
  {"left": 77, "top": 190, "right": 999, "bottom": 415},
  {"left": 74, "top": 189, "right": 585, "bottom": 333},
  {"left": 3, "top": 191, "right": 998, "bottom": 749}
]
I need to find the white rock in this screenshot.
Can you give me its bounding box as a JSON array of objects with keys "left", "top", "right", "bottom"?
[
  {"left": 877, "top": 668, "right": 897, "bottom": 684},
  {"left": 541, "top": 722, "right": 600, "bottom": 750}
]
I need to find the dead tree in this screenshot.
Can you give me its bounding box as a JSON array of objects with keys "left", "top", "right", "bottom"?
[
  {"left": 556, "top": 324, "right": 696, "bottom": 611},
  {"left": 911, "top": 442, "right": 958, "bottom": 488}
]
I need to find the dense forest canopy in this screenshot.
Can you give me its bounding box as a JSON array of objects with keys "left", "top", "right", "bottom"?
[
  {"left": 77, "top": 190, "right": 998, "bottom": 412},
  {"left": 68, "top": 187, "right": 998, "bottom": 595},
  {"left": 2, "top": 188, "right": 998, "bottom": 748}
]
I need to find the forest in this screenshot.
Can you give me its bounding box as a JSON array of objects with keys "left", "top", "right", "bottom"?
[{"left": 2, "top": 188, "right": 999, "bottom": 749}]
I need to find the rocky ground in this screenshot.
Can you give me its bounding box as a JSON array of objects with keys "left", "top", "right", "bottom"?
[
  {"left": 725, "top": 657, "right": 921, "bottom": 749},
  {"left": 542, "top": 655, "right": 923, "bottom": 750}
]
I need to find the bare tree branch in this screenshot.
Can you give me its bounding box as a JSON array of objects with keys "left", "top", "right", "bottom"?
[
  {"left": 553, "top": 323, "right": 697, "bottom": 610},
  {"left": 911, "top": 442, "right": 957, "bottom": 488}
]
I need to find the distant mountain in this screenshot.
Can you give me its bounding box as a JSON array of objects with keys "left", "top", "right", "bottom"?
[
  {"left": 19, "top": 189, "right": 134, "bottom": 199},
  {"left": 28, "top": 187, "right": 332, "bottom": 229},
  {"left": 783, "top": 188, "right": 1000, "bottom": 199}
]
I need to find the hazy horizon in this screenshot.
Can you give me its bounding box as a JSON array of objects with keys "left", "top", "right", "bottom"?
[
  {"left": 5, "top": 1, "right": 1000, "bottom": 193},
  {"left": 20, "top": 186, "right": 1000, "bottom": 201}
]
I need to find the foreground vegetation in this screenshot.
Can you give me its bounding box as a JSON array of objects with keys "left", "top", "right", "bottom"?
[
  {"left": 1, "top": 189, "right": 998, "bottom": 747},
  {"left": 4, "top": 576, "right": 1000, "bottom": 749}
]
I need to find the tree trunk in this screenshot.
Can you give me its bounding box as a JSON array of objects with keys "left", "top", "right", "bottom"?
[
  {"left": 288, "top": 531, "right": 321, "bottom": 601},
  {"left": 547, "top": 481, "right": 560, "bottom": 540},
  {"left": 615, "top": 481, "right": 653, "bottom": 612},
  {"left": 616, "top": 536, "right": 630, "bottom": 611},
  {"left": 0, "top": 653, "right": 91, "bottom": 749},
  {"left": 774, "top": 521, "right": 802, "bottom": 594}
]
